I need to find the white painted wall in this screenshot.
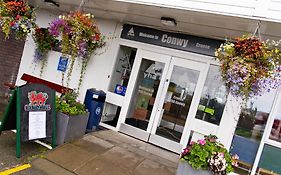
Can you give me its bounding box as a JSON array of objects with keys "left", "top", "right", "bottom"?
[{"left": 16, "top": 9, "right": 121, "bottom": 100}]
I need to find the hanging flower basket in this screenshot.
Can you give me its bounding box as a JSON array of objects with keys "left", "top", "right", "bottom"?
[
  {"left": 215, "top": 36, "right": 281, "bottom": 100},
  {"left": 49, "top": 11, "right": 105, "bottom": 90},
  {"left": 0, "top": 0, "right": 36, "bottom": 39},
  {"left": 32, "top": 27, "right": 59, "bottom": 77}
]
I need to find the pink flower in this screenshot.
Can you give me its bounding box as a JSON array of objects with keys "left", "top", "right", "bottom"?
[
  {"left": 190, "top": 141, "right": 196, "bottom": 145},
  {"left": 198, "top": 139, "right": 206, "bottom": 145},
  {"left": 218, "top": 152, "right": 224, "bottom": 157}
]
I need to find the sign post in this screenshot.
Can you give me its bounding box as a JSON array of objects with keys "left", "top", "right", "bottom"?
[{"left": 0, "top": 83, "right": 56, "bottom": 158}]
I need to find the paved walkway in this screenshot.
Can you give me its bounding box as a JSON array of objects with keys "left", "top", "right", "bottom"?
[{"left": 24, "top": 130, "right": 180, "bottom": 175}]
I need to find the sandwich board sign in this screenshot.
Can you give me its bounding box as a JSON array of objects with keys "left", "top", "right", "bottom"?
[{"left": 0, "top": 83, "right": 56, "bottom": 158}]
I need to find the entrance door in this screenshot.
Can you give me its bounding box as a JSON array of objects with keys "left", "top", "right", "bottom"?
[
  {"left": 118, "top": 50, "right": 220, "bottom": 153},
  {"left": 148, "top": 57, "right": 208, "bottom": 153},
  {"left": 119, "top": 50, "right": 171, "bottom": 141}
]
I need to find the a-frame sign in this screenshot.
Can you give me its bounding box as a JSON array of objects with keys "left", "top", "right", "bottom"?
[{"left": 0, "top": 83, "right": 56, "bottom": 158}]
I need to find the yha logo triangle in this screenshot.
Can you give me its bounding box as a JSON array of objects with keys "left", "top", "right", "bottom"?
[{"left": 127, "top": 27, "right": 135, "bottom": 37}]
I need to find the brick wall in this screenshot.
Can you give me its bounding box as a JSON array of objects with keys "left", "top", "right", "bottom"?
[{"left": 0, "top": 32, "right": 25, "bottom": 99}]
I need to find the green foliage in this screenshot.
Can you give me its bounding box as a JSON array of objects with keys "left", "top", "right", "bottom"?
[{"left": 56, "top": 91, "right": 87, "bottom": 116}]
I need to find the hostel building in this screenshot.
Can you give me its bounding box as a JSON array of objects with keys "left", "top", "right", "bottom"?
[{"left": 13, "top": 0, "right": 281, "bottom": 174}]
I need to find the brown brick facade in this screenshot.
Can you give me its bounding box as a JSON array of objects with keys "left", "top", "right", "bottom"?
[{"left": 0, "top": 32, "right": 25, "bottom": 99}]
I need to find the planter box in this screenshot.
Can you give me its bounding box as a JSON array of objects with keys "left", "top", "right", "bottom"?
[
  {"left": 176, "top": 161, "right": 212, "bottom": 175},
  {"left": 56, "top": 112, "right": 89, "bottom": 145}
]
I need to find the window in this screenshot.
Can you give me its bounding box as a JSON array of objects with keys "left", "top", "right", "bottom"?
[
  {"left": 257, "top": 144, "right": 281, "bottom": 175},
  {"left": 269, "top": 102, "right": 281, "bottom": 143},
  {"left": 195, "top": 65, "right": 227, "bottom": 125},
  {"left": 101, "top": 103, "right": 121, "bottom": 127},
  {"left": 108, "top": 45, "right": 137, "bottom": 96},
  {"left": 230, "top": 90, "right": 277, "bottom": 174}
]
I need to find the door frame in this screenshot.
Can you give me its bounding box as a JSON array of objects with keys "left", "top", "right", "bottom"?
[
  {"left": 117, "top": 49, "right": 172, "bottom": 141},
  {"left": 149, "top": 56, "right": 209, "bottom": 153},
  {"left": 114, "top": 40, "right": 240, "bottom": 153}
]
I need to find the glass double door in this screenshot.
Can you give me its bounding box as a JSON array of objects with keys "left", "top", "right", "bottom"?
[{"left": 119, "top": 50, "right": 208, "bottom": 153}]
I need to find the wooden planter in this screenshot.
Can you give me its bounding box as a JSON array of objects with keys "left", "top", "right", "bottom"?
[
  {"left": 176, "top": 161, "right": 212, "bottom": 175},
  {"left": 56, "top": 112, "right": 89, "bottom": 145}
]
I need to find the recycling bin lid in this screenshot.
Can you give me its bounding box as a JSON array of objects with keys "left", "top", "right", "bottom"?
[{"left": 88, "top": 88, "right": 106, "bottom": 96}]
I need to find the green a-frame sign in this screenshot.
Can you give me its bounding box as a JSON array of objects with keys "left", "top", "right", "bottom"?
[{"left": 0, "top": 83, "right": 56, "bottom": 158}]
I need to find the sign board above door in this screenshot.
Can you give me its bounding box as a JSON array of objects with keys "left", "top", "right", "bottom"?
[{"left": 121, "top": 24, "right": 223, "bottom": 56}]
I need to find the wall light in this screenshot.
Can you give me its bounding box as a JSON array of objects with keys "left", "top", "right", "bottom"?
[
  {"left": 161, "top": 17, "right": 177, "bottom": 27},
  {"left": 44, "top": 0, "right": 60, "bottom": 7}
]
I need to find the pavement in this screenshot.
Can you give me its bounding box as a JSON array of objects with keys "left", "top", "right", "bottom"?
[{"left": 19, "top": 130, "right": 180, "bottom": 175}]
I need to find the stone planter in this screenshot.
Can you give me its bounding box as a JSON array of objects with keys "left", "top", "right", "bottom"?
[
  {"left": 176, "top": 161, "right": 212, "bottom": 175},
  {"left": 56, "top": 112, "right": 89, "bottom": 145}
]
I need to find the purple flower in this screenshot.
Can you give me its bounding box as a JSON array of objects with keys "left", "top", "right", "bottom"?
[
  {"left": 49, "top": 18, "right": 71, "bottom": 37},
  {"left": 78, "top": 41, "right": 87, "bottom": 58},
  {"left": 33, "top": 49, "right": 45, "bottom": 63}
]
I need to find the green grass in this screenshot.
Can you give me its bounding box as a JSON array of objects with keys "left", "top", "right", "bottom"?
[{"left": 235, "top": 128, "right": 252, "bottom": 138}]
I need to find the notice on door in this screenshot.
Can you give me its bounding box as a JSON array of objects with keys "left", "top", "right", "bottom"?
[{"left": 28, "top": 111, "right": 46, "bottom": 140}]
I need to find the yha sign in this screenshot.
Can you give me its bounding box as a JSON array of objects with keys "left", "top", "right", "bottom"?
[{"left": 24, "top": 91, "right": 51, "bottom": 111}]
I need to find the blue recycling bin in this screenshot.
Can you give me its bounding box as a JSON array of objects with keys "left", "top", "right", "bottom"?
[{"left": 84, "top": 88, "right": 106, "bottom": 132}]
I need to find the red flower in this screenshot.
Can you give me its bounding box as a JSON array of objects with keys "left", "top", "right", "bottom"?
[
  {"left": 93, "top": 34, "right": 100, "bottom": 41},
  {"left": 10, "top": 21, "right": 15, "bottom": 26},
  {"left": 16, "top": 15, "right": 21, "bottom": 20}
]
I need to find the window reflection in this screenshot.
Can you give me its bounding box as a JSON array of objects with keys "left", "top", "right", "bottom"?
[
  {"left": 257, "top": 144, "right": 281, "bottom": 175},
  {"left": 230, "top": 91, "right": 277, "bottom": 174},
  {"left": 270, "top": 103, "right": 281, "bottom": 142},
  {"left": 109, "top": 46, "right": 137, "bottom": 96},
  {"left": 156, "top": 66, "right": 200, "bottom": 143},
  {"left": 126, "top": 59, "right": 165, "bottom": 131},
  {"left": 195, "top": 65, "right": 227, "bottom": 125}
]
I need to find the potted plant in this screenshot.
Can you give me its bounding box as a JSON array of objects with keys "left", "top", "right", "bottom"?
[
  {"left": 55, "top": 90, "right": 89, "bottom": 145},
  {"left": 177, "top": 135, "right": 239, "bottom": 175}
]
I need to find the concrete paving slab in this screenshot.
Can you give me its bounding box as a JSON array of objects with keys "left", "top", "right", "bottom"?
[
  {"left": 72, "top": 139, "right": 109, "bottom": 156},
  {"left": 71, "top": 139, "right": 108, "bottom": 156},
  {"left": 119, "top": 143, "right": 152, "bottom": 159},
  {"left": 133, "top": 159, "right": 176, "bottom": 175},
  {"left": 45, "top": 144, "right": 95, "bottom": 172},
  {"left": 119, "top": 143, "right": 178, "bottom": 169},
  {"left": 91, "top": 130, "right": 147, "bottom": 147},
  {"left": 82, "top": 135, "right": 114, "bottom": 149},
  {"left": 75, "top": 157, "right": 132, "bottom": 175},
  {"left": 101, "top": 146, "right": 145, "bottom": 170},
  {"left": 137, "top": 143, "right": 179, "bottom": 163},
  {"left": 31, "top": 158, "right": 75, "bottom": 175}
]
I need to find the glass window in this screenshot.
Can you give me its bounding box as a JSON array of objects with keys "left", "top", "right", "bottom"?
[
  {"left": 257, "top": 144, "right": 281, "bottom": 175},
  {"left": 101, "top": 103, "right": 121, "bottom": 127},
  {"left": 125, "top": 59, "right": 165, "bottom": 131},
  {"left": 230, "top": 90, "right": 277, "bottom": 174},
  {"left": 155, "top": 66, "right": 200, "bottom": 143},
  {"left": 108, "top": 46, "right": 137, "bottom": 96},
  {"left": 195, "top": 65, "right": 227, "bottom": 125},
  {"left": 269, "top": 102, "right": 281, "bottom": 143}
]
